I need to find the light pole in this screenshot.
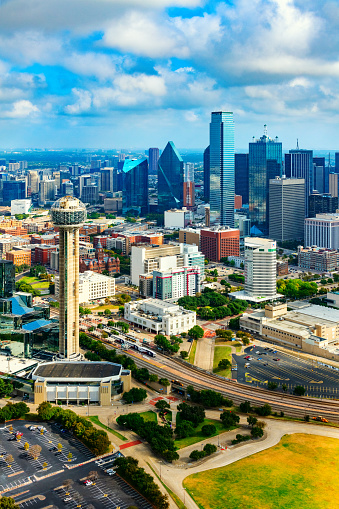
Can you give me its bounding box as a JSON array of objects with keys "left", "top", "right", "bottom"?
[{"left": 159, "top": 460, "right": 163, "bottom": 480}]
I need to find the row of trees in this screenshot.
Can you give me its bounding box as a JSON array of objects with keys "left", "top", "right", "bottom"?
[
  {"left": 0, "top": 402, "right": 29, "bottom": 422},
  {"left": 277, "top": 279, "right": 318, "bottom": 299},
  {"left": 187, "top": 385, "right": 233, "bottom": 408},
  {"left": 37, "top": 402, "right": 110, "bottom": 455},
  {"left": 116, "top": 412, "right": 179, "bottom": 462},
  {"left": 114, "top": 456, "right": 169, "bottom": 509},
  {"left": 189, "top": 443, "right": 217, "bottom": 461}
]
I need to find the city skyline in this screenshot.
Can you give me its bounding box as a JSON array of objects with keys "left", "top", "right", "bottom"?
[{"left": 0, "top": 1, "right": 339, "bottom": 148}]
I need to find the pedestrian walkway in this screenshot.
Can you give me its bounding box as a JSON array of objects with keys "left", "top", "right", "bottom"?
[{"left": 119, "top": 440, "right": 142, "bottom": 450}]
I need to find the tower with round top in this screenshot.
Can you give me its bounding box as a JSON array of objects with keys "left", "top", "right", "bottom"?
[{"left": 51, "top": 196, "right": 87, "bottom": 360}]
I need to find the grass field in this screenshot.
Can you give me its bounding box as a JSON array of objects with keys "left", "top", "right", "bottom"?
[
  {"left": 188, "top": 340, "right": 197, "bottom": 364},
  {"left": 174, "top": 418, "right": 229, "bottom": 449},
  {"left": 213, "top": 346, "right": 232, "bottom": 377},
  {"left": 184, "top": 434, "right": 339, "bottom": 509},
  {"left": 20, "top": 276, "right": 50, "bottom": 288},
  {"left": 215, "top": 339, "right": 242, "bottom": 353},
  {"left": 139, "top": 411, "right": 157, "bottom": 423},
  {"left": 93, "top": 304, "right": 119, "bottom": 310},
  {"left": 88, "top": 415, "right": 127, "bottom": 441}
]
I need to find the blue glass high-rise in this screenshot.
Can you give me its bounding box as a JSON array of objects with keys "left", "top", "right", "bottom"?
[
  {"left": 122, "top": 158, "right": 148, "bottom": 215},
  {"left": 249, "top": 130, "right": 282, "bottom": 234},
  {"left": 2, "top": 180, "right": 26, "bottom": 205},
  {"left": 209, "top": 112, "right": 235, "bottom": 226},
  {"left": 203, "top": 145, "right": 210, "bottom": 203},
  {"left": 158, "top": 141, "right": 184, "bottom": 212}
]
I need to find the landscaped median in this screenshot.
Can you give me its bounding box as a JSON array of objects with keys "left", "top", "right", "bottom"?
[{"left": 183, "top": 434, "right": 339, "bottom": 509}]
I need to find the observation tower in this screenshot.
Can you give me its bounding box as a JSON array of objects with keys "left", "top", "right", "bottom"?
[{"left": 51, "top": 196, "right": 87, "bottom": 360}]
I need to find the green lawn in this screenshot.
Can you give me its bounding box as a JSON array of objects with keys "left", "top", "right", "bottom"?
[
  {"left": 215, "top": 339, "right": 242, "bottom": 353},
  {"left": 88, "top": 415, "right": 127, "bottom": 441},
  {"left": 174, "top": 418, "right": 230, "bottom": 449},
  {"left": 93, "top": 304, "right": 119, "bottom": 310},
  {"left": 184, "top": 434, "right": 339, "bottom": 509},
  {"left": 188, "top": 340, "right": 197, "bottom": 364},
  {"left": 139, "top": 411, "right": 158, "bottom": 423},
  {"left": 213, "top": 346, "right": 232, "bottom": 378},
  {"left": 20, "top": 276, "right": 50, "bottom": 289}
]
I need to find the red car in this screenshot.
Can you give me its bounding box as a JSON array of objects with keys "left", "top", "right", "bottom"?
[{"left": 273, "top": 358, "right": 280, "bottom": 361}]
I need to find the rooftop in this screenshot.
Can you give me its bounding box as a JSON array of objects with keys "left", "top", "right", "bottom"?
[{"left": 33, "top": 361, "right": 122, "bottom": 380}]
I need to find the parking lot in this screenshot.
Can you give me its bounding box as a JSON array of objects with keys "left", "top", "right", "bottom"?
[
  {"left": 234, "top": 346, "right": 339, "bottom": 396},
  {"left": 0, "top": 422, "right": 154, "bottom": 508}
]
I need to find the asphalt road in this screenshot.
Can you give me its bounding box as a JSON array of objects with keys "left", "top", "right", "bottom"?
[
  {"left": 234, "top": 346, "right": 339, "bottom": 396},
  {"left": 0, "top": 421, "right": 152, "bottom": 509}
]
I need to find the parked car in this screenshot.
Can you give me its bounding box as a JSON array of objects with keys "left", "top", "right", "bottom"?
[{"left": 83, "top": 480, "right": 93, "bottom": 486}]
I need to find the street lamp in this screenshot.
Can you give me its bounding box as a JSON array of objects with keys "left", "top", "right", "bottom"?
[{"left": 159, "top": 460, "right": 163, "bottom": 480}]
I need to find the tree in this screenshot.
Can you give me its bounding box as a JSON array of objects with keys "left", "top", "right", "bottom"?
[
  {"left": 24, "top": 442, "right": 29, "bottom": 451},
  {"left": 175, "top": 420, "right": 195, "bottom": 439},
  {"left": 5, "top": 454, "right": 14, "bottom": 466},
  {"left": 57, "top": 443, "right": 62, "bottom": 452},
  {"left": 203, "top": 443, "right": 217, "bottom": 455},
  {"left": 220, "top": 410, "right": 240, "bottom": 429},
  {"left": 67, "top": 452, "right": 73, "bottom": 461},
  {"left": 29, "top": 445, "right": 42, "bottom": 460},
  {"left": 282, "top": 384, "right": 287, "bottom": 392},
  {"left": 155, "top": 400, "right": 170, "bottom": 411},
  {"left": 159, "top": 378, "right": 170, "bottom": 387},
  {"left": 255, "top": 404, "right": 272, "bottom": 416},
  {"left": 189, "top": 450, "right": 206, "bottom": 461},
  {"left": 123, "top": 387, "right": 147, "bottom": 404},
  {"left": 180, "top": 351, "right": 189, "bottom": 359},
  {"left": 229, "top": 317, "right": 240, "bottom": 330},
  {"left": 177, "top": 403, "right": 205, "bottom": 427},
  {"left": 89, "top": 470, "right": 99, "bottom": 481},
  {"left": 239, "top": 401, "right": 252, "bottom": 413},
  {"left": 104, "top": 308, "right": 111, "bottom": 316},
  {"left": 267, "top": 382, "right": 278, "bottom": 391},
  {"left": 294, "top": 385, "right": 306, "bottom": 396},
  {"left": 149, "top": 374, "right": 158, "bottom": 382},
  {"left": 218, "top": 358, "right": 232, "bottom": 370},
  {"left": 0, "top": 378, "right": 13, "bottom": 398},
  {"left": 63, "top": 479, "right": 73, "bottom": 489},
  {"left": 188, "top": 325, "right": 204, "bottom": 340},
  {"left": 42, "top": 462, "right": 48, "bottom": 470},
  {"left": 251, "top": 426, "right": 264, "bottom": 438},
  {"left": 201, "top": 424, "right": 217, "bottom": 436},
  {"left": 247, "top": 415, "right": 257, "bottom": 427},
  {"left": 0, "top": 497, "right": 20, "bottom": 509},
  {"left": 38, "top": 401, "right": 55, "bottom": 421}
]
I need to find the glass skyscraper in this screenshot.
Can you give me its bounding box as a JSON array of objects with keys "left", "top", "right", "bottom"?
[
  {"left": 158, "top": 141, "right": 184, "bottom": 212},
  {"left": 2, "top": 180, "right": 26, "bottom": 205},
  {"left": 209, "top": 111, "right": 235, "bottom": 226},
  {"left": 122, "top": 157, "right": 148, "bottom": 215},
  {"left": 235, "top": 153, "right": 249, "bottom": 205},
  {"left": 249, "top": 130, "right": 282, "bottom": 234},
  {"left": 203, "top": 145, "right": 210, "bottom": 203},
  {"left": 0, "top": 260, "right": 15, "bottom": 299}
]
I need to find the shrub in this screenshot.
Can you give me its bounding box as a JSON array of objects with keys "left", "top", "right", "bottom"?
[
  {"left": 267, "top": 382, "right": 278, "bottom": 391},
  {"left": 251, "top": 426, "right": 264, "bottom": 438},
  {"left": 123, "top": 388, "right": 147, "bottom": 404},
  {"left": 201, "top": 424, "right": 217, "bottom": 437},
  {"left": 203, "top": 443, "right": 217, "bottom": 455},
  {"left": 255, "top": 404, "right": 272, "bottom": 417},
  {"left": 304, "top": 415, "right": 310, "bottom": 422},
  {"left": 189, "top": 450, "right": 206, "bottom": 461},
  {"left": 175, "top": 420, "right": 195, "bottom": 439},
  {"left": 239, "top": 401, "right": 252, "bottom": 413},
  {"left": 220, "top": 410, "right": 240, "bottom": 429},
  {"left": 294, "top": 385, "right": 306, "bottom": 396}
]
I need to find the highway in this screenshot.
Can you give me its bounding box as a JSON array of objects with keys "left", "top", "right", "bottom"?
[{"left": 117, "top": 344, "right": 339, "bottom": 422}]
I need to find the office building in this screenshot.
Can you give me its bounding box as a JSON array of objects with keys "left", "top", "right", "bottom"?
[
  {"left": 329, "top": 173, "right": 339, "bottom": 198},
  {"left": 122, "top": 158, "right": 148, "bottom": 215},
  {"left": 27, "top": 170, "right": 39, "bottom": 194},
  {"left": 269, "top": 177, "right": 305, "bottom": 241},
  {"left": 179, "top": 228, "right": 201, "bottom": 248},
  {"left": 249, "top": 127, "right": 282, "bottom": 234},
  {"left": 38, "top": 179, "right": 56, "bottom": 206},
  {"left": 6, "top": 250, "right": 31, "bottom": 266},
  {"left": 2, "top": 181, "right": 26, "bottom": 205},
  {"left": 50, "top": 196, "right": 87, "bottom": 360},
  {"left": 209, "top": 111, "right": 235, "bottom": 226},
  {"left": 313, "top": 157, "right": 325, "bottom": 194},
  {"left": 244, "top": 238, "right": 277, "bottom": 299},
  {"left": 153, "top": 266, "right": 201, "bottom": 300},
  {"left": 235, "top": 153, "right": 249, "bottom": 205},
  {"left": 61, "top": 181, "right": 74, "bottom": 196},
  {"left": 148, "top": 148, "right": 160, "bottom": 176},
  {"left": 131, "top": 243, "right": 204, "bottom": 286},
  {"left": 200, "top": 227, "right": 240, "bottom": 262},
  {"left": 203, "top": 145, "right": 210, "bottom": 203},
  {"left": 277, "top": 259, "right": 289, "bottom": 276},
  {"left": 308, "top": 193, "right": 339, "bottom": 217},
  {"left": 81, "top": 185, "right": 99, "bottom": 205},
  {"left": 139, "top": 273, "right": 154, "bottom": 297},
  {"left": 101, "top": 167, "right": 115, "bottom": 193},
  {"left": 235, "top": 214, "right": 251, "bottom": 238},
  {"left": 183, "top": 181, "right": 195, "bottom": 208},
  {"left": 297, "top": 246, "right": 339, "bottom": 272},
  {"left": 55, "top": 270, "right": 115, "bottom": 305},
  {"left": 335, "top": 153, "right": 339, "bottom": 173},
  {"left": 11, "top": 199, "right": 32, "bottom": 215},
  {"left": 164, "top": 208, "right": 192, "bottom": 229},
  {"left": 0, "top": 260, "right": 15, "bottom": 298},
  {"left": 284, "top": 149, "right": 313, "bottom": 215},
  {"left": 305, "top": 214, "right": 339, "bottom": 250},
  {"left": 124, "top": 298, "right": 196, "bottom": 335},
  {"left": 158, "top": 142, "right": 184, "bottom": 212}
]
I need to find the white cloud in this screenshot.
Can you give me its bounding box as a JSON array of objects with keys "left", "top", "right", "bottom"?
[
  {"left": 2, "top": 100, "right": 39, "bottom": 118},
  {"left": 65, "top": 89, "right": 92, "bottom": 114},
  {"left": 184, "top": 110, "right": 198, "bottom": 122}
]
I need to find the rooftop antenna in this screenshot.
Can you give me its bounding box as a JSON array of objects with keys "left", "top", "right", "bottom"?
[
  {"left": 296, "top": 139, "right": 299, "bottom": 150},
  {"left": 264, "top": 124, "right": 267, "bottom": 136}
]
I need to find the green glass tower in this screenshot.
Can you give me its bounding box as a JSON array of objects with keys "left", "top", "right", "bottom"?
[
  {"left": 158, "top": 141, "right": 184, "bottom": 212},
  {"left": 0, "top": 260, "right": 15, "bottom": 299}
]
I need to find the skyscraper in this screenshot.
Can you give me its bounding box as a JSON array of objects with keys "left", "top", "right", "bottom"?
[
  {"left": 100, "top": 167, "right": 115, "bottom": 193},
  {"left": 148, "top": 148, "right": 160, "bottom": 176},
  {"left": 244, "top": 237, "right": 277, "bottom": 299},
  {"left": 122, "top": 158, "right": 148, "bottom": 215},
  {"left": 249, "top": 128, "right": 282, "bottom": 234},
  {"left": 235, "top": 153, "right": 249, "bottom": 205},
  {"left": 0, "top": 260, "right": 15, "bottom": 299},
  {"left": 284, "top": 149, "right": 313, "bottom": 215},
  {"left": 158, "top": 141, "right": 184, "bottom": 212},
  {"left": 50, "top": 196, "right": 87, "bottom": 360},
  {"left": 2, "top": 181, "right": 26, "bottom": 205},
  {"left": 209, "top": 111, "right": 235, "bottom": 226},
  {"left": 203, "top": 145, "right": 210, "bottom": 203},
  {"left": 269, "top": 177, "right": 305, "bottom": 241}
]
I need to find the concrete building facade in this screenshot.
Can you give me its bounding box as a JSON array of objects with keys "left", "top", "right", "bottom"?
[
  {"left": 245, "top": 237, "right": 277, "bottom": 299},
  {"left": 305, "top": 213, "right": 339, "bottom": 250},
  {"left": 153, "top": 266, "right": 201, "bottom": 300},
  {"left": 269, "top": 177, "right": 305, "bottom": 241},
  {"left": 200, "top": 227, "right": 240, "bottom": 262}
]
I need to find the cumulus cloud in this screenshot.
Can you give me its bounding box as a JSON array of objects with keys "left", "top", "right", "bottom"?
[
  {"left": 65, "top": 89, "right": 92, "bottom": 114},
  {"left": 2, "top": 100, "right": 39, "bottom": 118}
]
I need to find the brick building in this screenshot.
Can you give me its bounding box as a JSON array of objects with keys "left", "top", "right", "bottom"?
[
  {"left": 200, "top": 228, "right": 240, "bottom": 262},
  {"left": 79, "top": 241, "right": 120, "bottom": 275},
  {"left": 33, "top": 245, "right": 57, "bottom": 265},
  {"left": 6, "top": 250, "right": 31, "bottom": 266}
]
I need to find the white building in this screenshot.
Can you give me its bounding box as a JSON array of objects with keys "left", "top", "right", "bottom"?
[
  {"left": 305, "top": 213, "right": 339, "bottom": 250},
  {"left": 164, "top": 208, "right": 192, "bottom": 229},
  {"left": 153, "top": 266, "right": 201, "bottom": 300},
  {"left": 11, "top": 199, "right": 32, "bottom": 215},
  {"left": 55, "top": 270, "right": 115, "bottom": 304},
  {"left": 124, "top": 298, "right": 196, "bottom": 335},
  {"left": 131, "top": 243, "right": 204, "bottom": 286}
]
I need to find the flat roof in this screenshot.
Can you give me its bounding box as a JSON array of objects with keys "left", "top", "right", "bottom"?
[
  {"left": 294, "top": 304, "right": 339, "bottom": 324},
  {"left": 33, "top": 361, "right": 121, "bottom": 380}
]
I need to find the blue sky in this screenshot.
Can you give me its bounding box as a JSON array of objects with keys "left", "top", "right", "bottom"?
[{"left": 0, "top": 0, "right": 339, "bottom": 150}]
